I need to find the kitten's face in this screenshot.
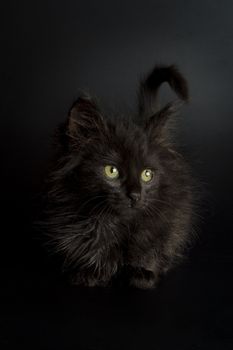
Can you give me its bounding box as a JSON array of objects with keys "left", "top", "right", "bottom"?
[
  {"left": 64, "top": 94, "right": 182, "bottom": 219},
  {"left": 73, "top": 121, "right": 165, "bottom": 217}
]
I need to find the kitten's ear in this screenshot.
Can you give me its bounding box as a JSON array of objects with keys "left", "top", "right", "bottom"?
[
  {"left": 144, "top": 100, "right": 183, "bottom": 141},
  {"left": 67, "top": 94, "right": 107, "bottom": 147},
  {"left": 138, "top": 65, "right": 189, "bottom": 118}
]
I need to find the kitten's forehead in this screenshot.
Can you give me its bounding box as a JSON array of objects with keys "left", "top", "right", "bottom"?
[{"left": 107, "top": 119, "right": 152, "bottom": 165}]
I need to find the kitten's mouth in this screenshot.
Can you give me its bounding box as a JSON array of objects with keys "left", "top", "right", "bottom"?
[
  {"left": 121, "top": 206, "right": 140, "bottom": 217},
  {"left": 128, "top": 203, "right": 138, "bottom": 209},
  {"left": 127, "top": 201, "right": 141, "bottom": 210},
  {"left": 112, "top": 199, "right": 142, "bottom": 214}
]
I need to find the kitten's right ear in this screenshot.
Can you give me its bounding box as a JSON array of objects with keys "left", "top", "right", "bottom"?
[{"left": 66, "top": 94, "right": 106, "bottom": 147}]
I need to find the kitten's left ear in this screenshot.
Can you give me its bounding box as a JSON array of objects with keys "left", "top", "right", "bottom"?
[
  {"left": 67, "top": 94, "right": 107, "bottom": 147},
  {"left": 144, "top": 100, "right": 183, "bottom": 141}
]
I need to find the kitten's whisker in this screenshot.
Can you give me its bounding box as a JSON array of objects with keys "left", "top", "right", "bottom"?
[
  {"left": 152, "top": 198, "right": 202, "bottom": 219},
  {"left": 88, "top": 199, "right": 108, "bottom": 217},
  {"left": 76, "top": 194, "right": 108, "bottom": 213},
  {"left": 144, "top": 204, "right": 171, "bottom": 226}
]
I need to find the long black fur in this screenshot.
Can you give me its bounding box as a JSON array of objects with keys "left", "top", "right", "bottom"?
[{"left": 42, "top": 65, "right": 198, "bottom": 289}]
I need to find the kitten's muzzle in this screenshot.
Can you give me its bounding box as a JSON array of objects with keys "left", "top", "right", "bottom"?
[{"left": 128, "top": 191, "right": 141, "bottom": 208}]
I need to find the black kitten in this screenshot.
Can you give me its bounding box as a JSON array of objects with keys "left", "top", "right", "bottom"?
[{"left": 44, "top": 65, "right": 197, "bottom": 289}]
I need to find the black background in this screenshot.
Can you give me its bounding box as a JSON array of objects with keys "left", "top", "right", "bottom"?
[{"left": 1, "top": 1, "right": 233, "bottom": 349}]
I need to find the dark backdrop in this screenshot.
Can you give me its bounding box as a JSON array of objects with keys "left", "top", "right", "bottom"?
[{"left": 1, "top": 1, "right": 233, "bottom": 349}]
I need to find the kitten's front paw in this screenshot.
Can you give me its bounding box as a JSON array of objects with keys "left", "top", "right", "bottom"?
[
  {"left": 71, "top": 273, "right": 109, "bottom": 287},
  {"left": 129, "top": 269, "right": 158, "bottom": 289}
]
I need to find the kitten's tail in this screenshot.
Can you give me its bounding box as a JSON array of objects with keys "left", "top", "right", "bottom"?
[{"left": 138, "top": 65, "right": 189, "bottom": 117}]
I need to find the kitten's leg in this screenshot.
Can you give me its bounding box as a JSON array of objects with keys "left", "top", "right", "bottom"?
[
  {"left": 129, "top": 267, "right": 159, "bottom": 289},
  {"left": 71, "top": 272, "right": 110, "bottom": 287},
  {"left": 127, "top": 250, "right": 160, "bottom": 289},
  {"left": 71, "top": 251, "right": 121, "bottom": 287}
]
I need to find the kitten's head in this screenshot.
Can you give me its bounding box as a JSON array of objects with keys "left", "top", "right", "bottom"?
[{"left": 53, "top": 65, "right": 189, "bottom": 219}]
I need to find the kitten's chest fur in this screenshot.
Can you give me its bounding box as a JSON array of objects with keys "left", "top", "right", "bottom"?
[{"left": 96, "top": 212, "right": 159, "bottom": 253}]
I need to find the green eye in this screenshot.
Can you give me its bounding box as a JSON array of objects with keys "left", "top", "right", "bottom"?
[
  {"left": 104, "top": 165, "right": 119, "bottom": 179},
  {"left": 141, "top": 169, "right": 154, "bottom": 183}
]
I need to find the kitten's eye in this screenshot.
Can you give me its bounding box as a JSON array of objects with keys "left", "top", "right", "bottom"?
[
  {"left": 104, "top": 165, "right": 119, "bottom": 179},
  {"left": 141, "top": 169, "right": 154, "bottom": 183}
]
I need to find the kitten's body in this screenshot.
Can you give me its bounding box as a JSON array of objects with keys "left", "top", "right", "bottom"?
[{"left": 44, "top": 65, "right": 196, "bottom": 289}]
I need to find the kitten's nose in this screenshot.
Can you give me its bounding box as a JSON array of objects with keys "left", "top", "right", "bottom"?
[{"left": 128, "top": 191, "right": 141, "bottom": 203}]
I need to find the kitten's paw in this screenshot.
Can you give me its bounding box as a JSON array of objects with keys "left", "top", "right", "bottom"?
[
  {"left": 71, "top": 274, "right": 109, "bottom": 287},
  {"left": 129, "top": 269, "right": 158, "bottom": 289}
]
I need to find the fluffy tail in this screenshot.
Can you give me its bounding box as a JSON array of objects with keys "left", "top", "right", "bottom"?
[{"left": 138, "top": 65, "right": 189, "bottom": 117}]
